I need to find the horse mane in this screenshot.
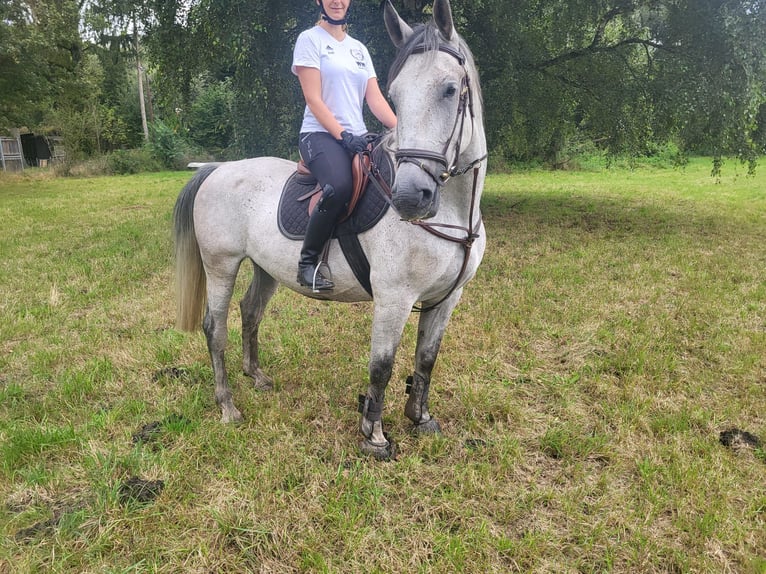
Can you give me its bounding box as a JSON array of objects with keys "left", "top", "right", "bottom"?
[
  {"left": 387, "top": 22, "right": 483, "bottom": 111},
  {"left": 388, "top": 24, "right": 439, "bottom": 84}
]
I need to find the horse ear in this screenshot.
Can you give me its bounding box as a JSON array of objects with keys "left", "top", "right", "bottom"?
[
  {"left": 383, "top": 0, "right": 414, "bottom": 48},
  {"left": 433, "top": 0, "right": 458, "bottom": 43}
]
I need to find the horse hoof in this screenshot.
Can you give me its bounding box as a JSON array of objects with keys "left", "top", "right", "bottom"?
[
  {"left": 221, "top": 409, "right": 244, "bottom": 424},
  {"left": 412, "top": 418, "right": 441, "bottom": 436},
  {"left": 249, "top": 370, "right": 274, "bottom": 391},
  {"left": 360, "top": 436, "right": 397, "bottom": 461},
  {"left": 252, "top": 379, "right": 273, "bottom": 392}
]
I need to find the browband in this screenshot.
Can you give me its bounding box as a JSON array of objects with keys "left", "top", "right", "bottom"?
[{"left": 410, "top": 42, "right": 465, "bottom": 66}]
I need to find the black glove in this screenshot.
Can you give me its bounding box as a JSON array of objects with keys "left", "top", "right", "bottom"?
[{"left": 339, "top": 130, "right": 368, "bottom": 154}]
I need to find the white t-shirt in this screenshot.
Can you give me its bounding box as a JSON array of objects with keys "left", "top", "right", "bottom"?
[{"left": 292, "top": 26, "right": 376, "bottom": 136}]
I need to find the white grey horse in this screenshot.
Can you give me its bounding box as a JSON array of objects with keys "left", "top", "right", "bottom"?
[{"left": 173, "top": 0, "right": 487, "bottom": 459}]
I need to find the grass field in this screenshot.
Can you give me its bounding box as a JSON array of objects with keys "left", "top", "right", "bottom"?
[{"left": 0, "top": 158, "right": 764, "bottom": 573}]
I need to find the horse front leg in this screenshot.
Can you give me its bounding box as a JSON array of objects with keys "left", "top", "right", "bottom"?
[
  {"left": 240, "top": 264, "right": 277, "bottom": 391},
  {"left": 405, "top": 289, "right": 463, "bottom": 435},
  {"left": 359, "top": 300, "right": 412, "bottom": 460},
  {"left": 203, "top": 265, "right": 243, "bottom": 424}
]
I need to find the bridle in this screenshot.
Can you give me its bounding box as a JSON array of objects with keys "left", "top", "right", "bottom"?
[
  {"left": 378, "top": 40, "right": 487, "bottom": 312},
  {"left": 394, "top": 42, "right": 486, "bottom": 188}
]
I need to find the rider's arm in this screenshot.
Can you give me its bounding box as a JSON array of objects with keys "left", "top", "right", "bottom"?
[
  {"left": 366, "top": 78, "right": 398, "bottom": 130},
  {"left": 295, "top": 66, "right": 345, "bottom": 139}
]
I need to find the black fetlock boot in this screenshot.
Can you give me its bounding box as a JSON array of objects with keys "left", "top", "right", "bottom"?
[{"left": 297, "top": 185, "right": 337, "bottom": 292}]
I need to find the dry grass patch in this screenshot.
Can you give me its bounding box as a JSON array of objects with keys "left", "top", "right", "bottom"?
[{"left": 1, "top": 160, "right": 765, "bottom": 572}]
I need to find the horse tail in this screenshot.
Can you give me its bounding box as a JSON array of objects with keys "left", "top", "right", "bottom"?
[{"left": 173, "top": 163, "right": 220, "bottom": 331}]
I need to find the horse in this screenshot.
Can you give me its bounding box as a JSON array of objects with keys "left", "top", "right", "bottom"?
[{"left": 172, "top": 0, "right": 487, "bottom": 460}]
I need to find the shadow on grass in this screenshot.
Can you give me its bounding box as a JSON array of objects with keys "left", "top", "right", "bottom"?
[{"left": 481, "top": 191, "right": 737, "bottom": 243}]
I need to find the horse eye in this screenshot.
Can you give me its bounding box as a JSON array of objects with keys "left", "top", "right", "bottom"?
[{"left": 443, "top": 84, "right": 457, "bottom": 98}]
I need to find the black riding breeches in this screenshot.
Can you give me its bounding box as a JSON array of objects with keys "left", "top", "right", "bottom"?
[{"left": 298, "top": 132, "right": 353, "bottom": 217}]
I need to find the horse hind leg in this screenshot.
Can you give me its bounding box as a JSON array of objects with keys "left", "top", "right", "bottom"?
[
  {"left": 203, "top": 261, "right": 244, "bottom": 424},
  {"left": 240, "top": 262, "right": 277, "bottom": 391}
]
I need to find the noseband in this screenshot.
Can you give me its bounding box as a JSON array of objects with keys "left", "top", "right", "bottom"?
[{"left": 394, "top": 42, "right": 486, "bottom": 187}]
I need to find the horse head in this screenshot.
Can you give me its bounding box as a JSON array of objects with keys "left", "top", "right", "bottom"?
[{"left": 384, "top": 0, "right": 486, "bottom": 221}]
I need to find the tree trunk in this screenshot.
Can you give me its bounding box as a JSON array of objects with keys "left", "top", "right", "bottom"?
[{"left": 135, "top": 20, "right": 149, "bottom": 142}]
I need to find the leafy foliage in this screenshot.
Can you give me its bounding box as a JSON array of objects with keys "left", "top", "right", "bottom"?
[
  {"left": 106, "top": 147, "right": 161, "bottom": 174},
  {"left": 146, "top": 119, "right": 193, "bottom": 169},
  {"left": 0, "top": 0, "right": 83, "bottom": 128},
  {"left": 138, "top": 0, "right": 765, "bottom": 165},
  {"left": 1, "top": 0, "right": 765, "bottom": 167},
  {"left": 186, "top": 75, "right": 235, "bottom": 159},
  {"left": 458, "top": 0, "right": 766, "bottom": 166}
]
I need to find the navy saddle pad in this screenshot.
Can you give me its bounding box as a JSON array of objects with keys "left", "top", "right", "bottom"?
[{"left": 277, "top": 144, "right": 394, "bottom": 241}]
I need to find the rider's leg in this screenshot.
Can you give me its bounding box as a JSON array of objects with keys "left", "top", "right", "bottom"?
[
  {"left": 297, "top": 185, "right": 339, "bottom": 291},
  {"left": 296, "top": 133, "right": 353, "bottom": 291}
]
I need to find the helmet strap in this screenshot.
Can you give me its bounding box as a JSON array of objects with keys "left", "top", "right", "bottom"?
[{"left": 319, "top": 0, "right": 349, "bottom": 26}]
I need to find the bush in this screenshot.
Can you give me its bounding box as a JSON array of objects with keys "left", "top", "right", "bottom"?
[
  {"left": 106, "top": 148, "right": 161, "bottom": 174},
  {"left": 52, "top": 156, "right": 107, "bottom": 177},
  {"left": 147, "top": 120, "right": 193, "bottom": 170},
  {"left": 187, "top": 76, "right": 235, "bottom": 158}
]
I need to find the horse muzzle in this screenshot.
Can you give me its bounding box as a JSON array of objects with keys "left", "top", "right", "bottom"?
[{"left": 391, "top": 165, "right": 440, "bottom": 221}]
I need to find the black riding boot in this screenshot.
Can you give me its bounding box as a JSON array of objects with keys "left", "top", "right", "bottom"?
[{"left": 297, "top": 185, "right": 337, "bottom": 291}]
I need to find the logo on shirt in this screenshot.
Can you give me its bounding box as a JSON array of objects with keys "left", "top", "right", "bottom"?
[
  {"left": 325, "top": 45, "right": 335, "bottom": 55},
  {"left": 350, "top": 48, "right": 366, "bottom": 69}
]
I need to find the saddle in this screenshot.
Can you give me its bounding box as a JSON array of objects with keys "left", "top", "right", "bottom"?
[
  {"left": 277, "top": 141, "right": 395, "bottom": 296},
  {"left": 294, "top": 152, "right": 368, "bottom": 225},
  {"left": 277, "top": 141, "right": 394, "bottom": 241}
]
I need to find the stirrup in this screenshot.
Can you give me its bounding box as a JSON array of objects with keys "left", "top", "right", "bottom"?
[
  {"left": 311, "top": 263, "right": 333, "bottom": 293},
  {"left": 298, "top": 263, "right": 333, "bottom": 292}
]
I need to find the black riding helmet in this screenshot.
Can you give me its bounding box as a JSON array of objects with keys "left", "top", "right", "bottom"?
[{"left": 318, "top": 0, "right": 350, "bottom": 25}]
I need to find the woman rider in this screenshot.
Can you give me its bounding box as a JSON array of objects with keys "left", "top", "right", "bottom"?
[{"left": 292, "top": 0, "right": 398, "bottom": 291}]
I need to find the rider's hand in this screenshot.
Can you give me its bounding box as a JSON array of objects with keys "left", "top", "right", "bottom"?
[{"left": 339, "top": 130, "right": 368, "bottom": 154}]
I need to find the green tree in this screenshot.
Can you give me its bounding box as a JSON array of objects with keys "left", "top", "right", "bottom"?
[
  {"left": 459, "top": 0, "right": 766, "bottom": 167},
  {"left": 10, "top": 0, "right": 760, "bottom": 167},
  {"left": 144, "top": 0, "right": 399, "bottom": 158},
  {"left": 49, "top": 51, "right": 105, "bottom": 157},
  {"left": 186, "top": 75, "right": 235, "bottom": 158},
  {"left": 0, "top": 0, "right": 83, "bottom": 129}
]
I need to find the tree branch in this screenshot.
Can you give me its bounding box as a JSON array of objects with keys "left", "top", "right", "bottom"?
[
  {"left": 531, "top": 37, "right": 668, "bottom": 70},
  {"left": 527, "top": 3, "right": 669, "bottom": 71},
  {"left": 592, "top": 6, "right": 627, "bottom": 48}
]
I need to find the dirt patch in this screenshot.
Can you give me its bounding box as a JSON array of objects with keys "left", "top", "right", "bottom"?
[
  {"left": 132, "top": 413, "right": 190, "bottom": 445},
  {"left": 118, "top": 477, "right": 165, "bottom": 505},
  {"left": 14, "top": 500, "right": 88, "bottom": 542},
  {"left": 719, "top": 428, "right": 760, "bottom": 450},
  {"left": 152, "top": 366, "right": 193, "bottom": 384},
  {"left": 719, "top": 427, "right": 764, "bottom": 465},
  {"left": 10, "top": 489, "right": 90, "bottom": 543},
  {"left": 10, "top": 475, "right": 166, "bottom": 542},
  {"left": 8, "top": 409, "right": 184, "bottom": 544},
  {"left": 464, "top": 438, "right": 489, "bottom": 450}
]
